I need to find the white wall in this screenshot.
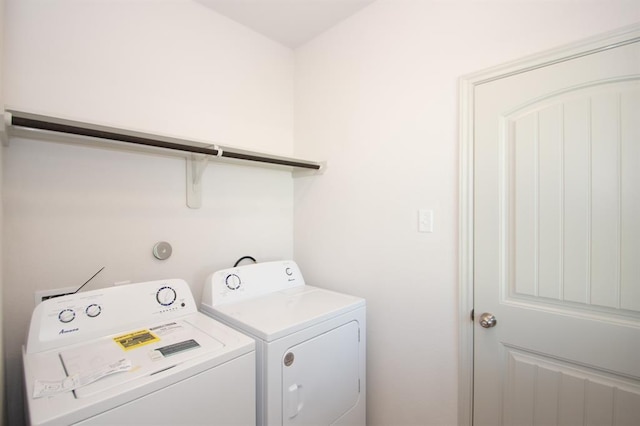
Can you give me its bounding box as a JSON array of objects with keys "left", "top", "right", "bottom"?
[
  {"left": 2, "top": 1, "right": 295, "bottom": 424},
  {"left": 293, "top": 1, "right": 640, "bottom": 425}
]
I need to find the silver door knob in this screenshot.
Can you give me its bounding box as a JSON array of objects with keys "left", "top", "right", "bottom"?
[{"left": 479, "top": 313, "right": 497, "bottom": 328}]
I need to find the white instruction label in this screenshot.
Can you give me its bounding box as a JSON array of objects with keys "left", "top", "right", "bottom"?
[{"left": 33, "top": 358, "right": 132, "bottom": 399}]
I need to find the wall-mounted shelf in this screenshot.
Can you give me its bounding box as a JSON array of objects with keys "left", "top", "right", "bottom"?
[{"left": 2, "top": 110, "right": 324, "bottom": 208}]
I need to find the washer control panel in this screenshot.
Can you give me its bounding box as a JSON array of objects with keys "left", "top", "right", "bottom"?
[
  {"left": 26, "top": 279, "right": 196, "bottom": 354},
  {"left": 202, "top": 260, "right": 305, "bottom": 307}
]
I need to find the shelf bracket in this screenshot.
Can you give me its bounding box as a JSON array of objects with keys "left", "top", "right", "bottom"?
[{"left": 186, "top": 147, "right": 221, "bottom": 209}]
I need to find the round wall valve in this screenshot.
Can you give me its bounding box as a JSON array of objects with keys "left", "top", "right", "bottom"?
[{"left": 153, "top": 241, "right": 172, "bottom": 260}]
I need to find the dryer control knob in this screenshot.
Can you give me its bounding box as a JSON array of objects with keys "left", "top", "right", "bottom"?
[
  {"left": 225, "top": 274, "right": 241, "bottom": 290},
  {"left": 58, "top": 309, "right": 75, "bottom": 323}
]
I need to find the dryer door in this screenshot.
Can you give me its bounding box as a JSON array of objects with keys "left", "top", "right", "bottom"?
[{"left": 282, "top": 320, "right": 361, "bottom": 425}]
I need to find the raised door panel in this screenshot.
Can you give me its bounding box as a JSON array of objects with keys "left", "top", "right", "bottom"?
[
  {"left": 503, "top": 348, "right": 640, "bottom": 426},
  {"left": 508, "top": 82, "right": 640, "bottom": 317}
]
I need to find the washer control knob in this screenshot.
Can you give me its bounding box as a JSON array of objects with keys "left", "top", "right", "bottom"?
[
  {"left": 58, "top": 309, "right": 75, "bottom": 323},
  {"left": 156, "top": 286, "right": 177, "bottom": 306},
  {"left": 85, "top": 304, "right": 102, "bottom": 318},
  {"left": 225, "top": 274, "right": 241, "bottom": 290}
]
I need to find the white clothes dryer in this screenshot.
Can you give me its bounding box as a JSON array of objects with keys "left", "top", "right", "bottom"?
[
  {"left": 23, "top": 279, "right": 256, "bottom": 426},
  {"left": 200, "top": 260, "right": 366, "bottom": 426}
]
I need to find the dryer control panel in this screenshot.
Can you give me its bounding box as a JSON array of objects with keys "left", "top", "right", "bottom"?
[
  {"left": 25, "top": 279, "right": 196, "bottom": 354},
  {"left": 202, "top": 260, "right": 305, "bottom": 307}
]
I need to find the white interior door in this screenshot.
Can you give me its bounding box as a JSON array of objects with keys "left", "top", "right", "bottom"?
[{"left": 473, "top": 31, "right": 640, "bottom": 425}]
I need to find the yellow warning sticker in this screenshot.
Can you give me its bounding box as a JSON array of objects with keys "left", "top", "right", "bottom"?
[{"left": 113, "top": 330, "right": 159, "bottom": 351}]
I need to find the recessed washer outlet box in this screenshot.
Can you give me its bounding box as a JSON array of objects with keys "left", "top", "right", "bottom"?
[{"left": 34, "top": 287, "right": 77, "bottom": 306}]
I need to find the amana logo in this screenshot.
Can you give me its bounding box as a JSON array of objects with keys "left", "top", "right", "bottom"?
[{"left": 59, "top": 328, "right": 79, "bottom": 335}]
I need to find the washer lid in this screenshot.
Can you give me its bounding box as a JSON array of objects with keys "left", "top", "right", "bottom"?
[
  {"left": 202, "top": 285, "right": 365, "bottom": 341},
  {"left": 23, "top": 312, "right": 255, "bottom": 422},
  {"left": 58, "top": 318, "right": 224, "bottom": 399}
]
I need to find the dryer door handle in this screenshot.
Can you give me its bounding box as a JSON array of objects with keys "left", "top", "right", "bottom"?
[{"left": 287, "top": 383, "right": 304, "bottom": 419}]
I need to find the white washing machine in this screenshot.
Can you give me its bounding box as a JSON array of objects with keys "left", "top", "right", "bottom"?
[
  {"left": 23, "top": 279, "right": 256, "bottom": 426},
  {"left": 200, "top": 260, "right": 366, "bottom": 426}
]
